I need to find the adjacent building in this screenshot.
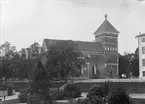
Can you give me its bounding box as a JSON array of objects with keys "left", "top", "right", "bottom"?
[
  {"left": 42, "top": 14, "right": 119, "bottom": 79},
  {"left": 136, "top": 33, "right": 145, "bottom": 78}
]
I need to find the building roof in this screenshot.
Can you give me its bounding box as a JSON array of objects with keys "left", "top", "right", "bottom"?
[
  {"left": 94, "top": 14, "right": 119, "bottom": 35},
  {"left": 136, "top": 33, "right": 145, "bottom": 38},
  {"left": 43, "top": 39, "right": 103, "bottom": 55},
  {"left": 76, "top": 41, "right": 103, "bottom": 52}
]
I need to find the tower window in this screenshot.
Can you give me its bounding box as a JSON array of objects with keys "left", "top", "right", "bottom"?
[
  {"left": 142, "top": 38, "right": 145, "bottom": 42},
  {"left": 142, "top": 46, "right": 145, "bottom": 54}
]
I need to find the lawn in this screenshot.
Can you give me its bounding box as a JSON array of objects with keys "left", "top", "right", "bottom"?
[{"left": 3, "top": 98, "right": 145, "bottom": 104}]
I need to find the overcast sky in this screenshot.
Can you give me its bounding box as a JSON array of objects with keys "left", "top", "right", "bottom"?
[{"left": 1, "top": 0, "right": 145, "bottom": 54}]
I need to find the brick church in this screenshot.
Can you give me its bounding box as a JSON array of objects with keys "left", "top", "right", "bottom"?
[{"left": 42, "top": 14, "right": 119, "bottom": 79}]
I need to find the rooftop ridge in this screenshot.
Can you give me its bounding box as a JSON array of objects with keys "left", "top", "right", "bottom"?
[{"left": 94, "top": 14, "right": 119, "bottom": 35}]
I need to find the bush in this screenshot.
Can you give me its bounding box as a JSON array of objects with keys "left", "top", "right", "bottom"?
[
  {"left": 101, "top": 81, "right": 112, "bottom": 97},
  {"left": 27, "top": 93, "right": 43, "bottom": 104},
  {"left": 108, "top": 84, "right": 131, "bottom": 104},
  {"left": 87, "top": 84, "right": 103, "bottom": 98},
  {"left": 50, "top": 89, "right": 65, "bottom": 100},
  {"left": 63, "top": 83, "right": 81, "bottom": 98},
  {"left": 86, "top": 84, "right": 104, "bottom": 104},
  {"left": 18, "top": 89, "right": 29, "bottom": 103},
  {"left": 0, "top": 83, "right": 8, "bottom": 90},
  {"left": 76, "top": 98, "right": 90, "bottom": 104}
]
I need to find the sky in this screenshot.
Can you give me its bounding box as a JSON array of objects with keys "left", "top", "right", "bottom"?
[{"left": 1, "top": 0, "right": 145, "bottom": 54}]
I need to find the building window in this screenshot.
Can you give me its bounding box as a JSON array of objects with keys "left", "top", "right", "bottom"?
[
  {"left": 94, "top": 66, "right": 96, "bottom": 74},
  {"left": 143, "top": 71, "right": 145, "bottom": 76},
  {"left": 142, "top": 38, "right": 145, "bottom": 42},
  {"left": 105, "top": 47, "right": 107, "bottom": 50},
  {"left": 142, "top": 46, "right": 145, "bottom": 54},
  {"left": 92, "top": 66, "right": 97, "bottom": 74},
  {"left": 92, "top": 66, "right": 94, "bottom": 74},
  {"left": 142, "top": 59, "right": 145, "bottom": 67},
  {"left": 81, "top": 66, "right": 84, "bottom": 74},
  {"left": 112, "top": 48, "right": 114, "bottom": 51}
]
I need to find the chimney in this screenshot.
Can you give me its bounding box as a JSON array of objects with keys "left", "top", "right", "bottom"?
[{"left": 139, "top": 32, "right": 141, "bottom": 35}]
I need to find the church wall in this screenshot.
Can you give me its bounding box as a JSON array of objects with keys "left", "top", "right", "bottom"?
[
  {"left": 80, "top": 63, "right": 89, "bottom": 78},
  {"left": 97, "top": 64, "right": 108, "bottom": 78},
  {"left": 86, "top": 56, "right": 107, "bottom": 79}
]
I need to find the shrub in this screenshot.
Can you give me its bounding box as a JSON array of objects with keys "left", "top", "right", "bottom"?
[
  {"left": 87, "top": 84, "right": 103, "bottom": 98},
  {"left": 18, "top": 89, "right": 29, "bottom": 103},
  {"left": 90, "top": 96, "right": 103, "bottom": 104},
  {"left": 85, "top": 84, "right": 104, "bottom": 104},
  {"left": 101, "top": 81, "right": 112, "bottom": 97},
  {"left": 27, "top": 93, "right": 43, "bottom": 104},
  {"left": 50, "top": 89, "right": 65, "bottom": 100},
  {"left": 0, "top": 83, "right": 8, "bottom": 90},
  {"left": 77, "top": 98, "right": 90, "bottom": 104},
  {"left": 108, "top": 84, "right": 131, "bottom": 104},
  {"left": 84, "top": 82, "right": 130, "bottom": 104},
  {"left": 63, "top": 83, "right": 81, "bottom": 98}
]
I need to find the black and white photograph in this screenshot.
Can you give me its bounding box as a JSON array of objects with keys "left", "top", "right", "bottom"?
[{"left": 0, "top": 0, "right": 145, "bottom": 104}]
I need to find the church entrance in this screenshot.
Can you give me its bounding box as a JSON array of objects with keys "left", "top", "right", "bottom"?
[
  {"left": 107, "top": 64, "right": 117, "bottom": 78},
  {"left": 92, "top": 64, "right": 100, "bottom": 78}
]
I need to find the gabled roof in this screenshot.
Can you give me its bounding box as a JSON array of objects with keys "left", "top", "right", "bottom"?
[
  {"left": 94, "top": 14, "right": 119, "bottom": 35},
  {"left": 136, "top": 33, "right": 145, "bottom": 38},
  {"left": 42, "top": 39, "right": 103, "bottom": 54}
]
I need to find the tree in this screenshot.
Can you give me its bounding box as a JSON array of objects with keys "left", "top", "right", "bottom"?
[
  {"left": 0, "top": 41, "right": 16, "bottom": 60},
  {"left": 129, "top": 47, "right": 139, "bottom": 77},
  {"left": 118, "top": 52, "right": 136, "bottom": 78},
  {"left": 118, "top": 53, "right": 129, "bottom": 78},
  {"left": 45, "top": 40, "right": 85, "bottom": 82},
  {"left": 19, "top": 48, "right": 27, "bottom": 60},
  {"left": 0, "top": 41, "right": 42, "bottom": 80},
  {"left": 29, "top": 42, "right": 41, "bottom": 60},
  {"left": 30, "top": 60, "right": 52, "bottom": 104},
  {"left": 0, "top": 41, "right": 18, "bottom": 79}
]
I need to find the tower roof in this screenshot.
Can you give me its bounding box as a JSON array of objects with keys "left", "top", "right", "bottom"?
[
  {"left": 94, "top": 14, "right": 119, "bottom": 35},
  {"left": 136, "top": 32, "right": 145, "bottom": 38}
]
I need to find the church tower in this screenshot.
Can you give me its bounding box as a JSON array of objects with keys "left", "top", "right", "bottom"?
[{"left": 94, "top": 14, "right": 119, "bottom": 78}]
